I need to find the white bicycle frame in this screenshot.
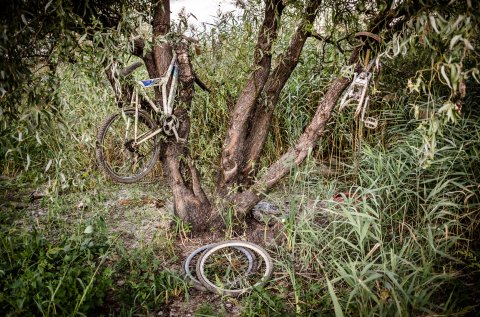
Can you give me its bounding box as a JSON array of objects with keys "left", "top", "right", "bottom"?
[
  {"left": 339, "top": 58, "right": 379, "bottom": 129},
  {"left": 127, "top": 52, "right": 180, "bottom": 145}
]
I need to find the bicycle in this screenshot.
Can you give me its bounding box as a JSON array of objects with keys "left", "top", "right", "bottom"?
[
  {"left": 339, "top": 32, "right": 381, "bottom": 129},
  {"left": 96, "top": 52, "right": 183, "bottom": 183}
]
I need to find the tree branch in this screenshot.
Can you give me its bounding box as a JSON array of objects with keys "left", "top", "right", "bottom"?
[
  {"left": 193, "top": 70, "right": 211, "bottom": 93},
  {"left": 308, "top": 30, "right": 345, "bottom": 53},
  {"left": 118, "top": 61, "right": 143, "bottom": 77}
]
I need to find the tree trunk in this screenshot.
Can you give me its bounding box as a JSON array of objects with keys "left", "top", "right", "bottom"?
[
  {"left": 231, "top": 75, "right": 352, "bottom": 217},
  {"left": 143, "top": 1, "right": 215, "bottom": 232},
  {"left": 161, "top": 43, "right": 214, "bottom": 232},
  {"left": 217, "top": 0, "right": 285, "bottom": 194},
  {"left": 242, "top": 0, "right": 322, "bottom": 182}
]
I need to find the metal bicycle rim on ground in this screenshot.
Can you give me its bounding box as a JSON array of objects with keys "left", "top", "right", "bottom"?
[{"left": 183, "top": 240, "right": 273, "bottom": 296}]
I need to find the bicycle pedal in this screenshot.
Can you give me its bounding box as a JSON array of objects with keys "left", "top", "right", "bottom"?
[{"left": 363, "top": 117, "right": 378, "bottom": 129}]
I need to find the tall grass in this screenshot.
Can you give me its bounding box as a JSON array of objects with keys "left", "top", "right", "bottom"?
[{"left": 257, "top": 113, "right": 480, "bottom": 316}]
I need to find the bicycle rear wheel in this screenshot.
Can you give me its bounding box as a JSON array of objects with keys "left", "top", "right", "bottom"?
[{"left": 96, "top": 108, "right": 161, "bottom": 183}]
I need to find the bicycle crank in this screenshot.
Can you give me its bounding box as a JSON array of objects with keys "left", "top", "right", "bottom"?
[{"left": 162, "top": 114, "right": 185, "bottom": 142}]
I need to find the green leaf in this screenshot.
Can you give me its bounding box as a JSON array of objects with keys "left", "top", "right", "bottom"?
[
  {"left": 440, "top": 65, "right": 452, "bottom": 89},
  {"left": 326, "top": 276, "right": 344, "bottom": 317},
  {"left": 463, "top": 39, "right": 474, "bottom": 50},
  {"left": 449, "top": 34, "right": 462, "bottom": 50},
  {"left": 429, "top": 15, "right": 440, "bottom": 34},
  {"left": 84, "top": 225, "right": 93, "bottom": 234},
  {"left": 44, "top": 0, "right": 53, "bottom": 12}
]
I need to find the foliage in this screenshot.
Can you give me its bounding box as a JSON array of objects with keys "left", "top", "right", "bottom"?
[
  {"left": 0, "top": 65, "right": 115, "bottom": 192},
  {"left": 113, "top": 246, "right": 187, "bottom": 314},
  {"left": 0, "top": 220, "right": 113, "bottom": 315},
  {"left": 0, "top": 0, "right": 145, "bottom": 189},
  {"left": 0, "top": 182, "right": 187, "bottom": 316},
  {"left": 263, "top": 112, "right": 480, "bottom": 316},
  {"left": 381, "top": 0, "right": 480, "bottom": 166}
]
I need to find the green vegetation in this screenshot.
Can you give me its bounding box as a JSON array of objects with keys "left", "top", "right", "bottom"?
[{"left": 1, "top": 0, "right": 479, "bottom": 316}]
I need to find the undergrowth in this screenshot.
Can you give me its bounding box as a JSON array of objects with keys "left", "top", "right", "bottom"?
[
  {"left": 0, "top": 182, "right": 187, "bottom": 316},
  {"left": 243, "top": 115, "right": 480, "bottom": 316}
]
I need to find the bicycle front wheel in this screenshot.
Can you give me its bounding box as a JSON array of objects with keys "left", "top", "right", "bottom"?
[{"left": 96, "top": 108, "right": 161, "bottom": 183}]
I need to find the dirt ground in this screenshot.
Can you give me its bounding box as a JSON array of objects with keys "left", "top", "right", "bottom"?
[{"left": 1, "top": 179, "right": 330, "bottom": 316}]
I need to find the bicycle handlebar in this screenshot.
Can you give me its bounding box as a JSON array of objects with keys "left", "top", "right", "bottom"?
[{"left": 118, "top": 61, "right": 143, "bottom": 77}]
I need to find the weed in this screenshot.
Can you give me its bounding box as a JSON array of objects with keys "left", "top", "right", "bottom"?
[{"left": 0, "top": 226, "right": 113, "bottom": 315}]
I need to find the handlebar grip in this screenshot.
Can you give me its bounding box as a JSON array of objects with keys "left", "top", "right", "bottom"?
[{"left": 118, "top": 61, "right": 143, "bottom": 77}]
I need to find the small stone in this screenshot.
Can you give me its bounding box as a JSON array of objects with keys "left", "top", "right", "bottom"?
[
  {"left": 252, "top": 200, "right": 287, "bottom": 225},
  {"left": 76, "top": 201, "right": 87, "bottom": 210}
]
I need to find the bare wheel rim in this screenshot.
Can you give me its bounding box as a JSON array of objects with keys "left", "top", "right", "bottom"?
[
  {"left": 195, "top": 240, "right": 273, "bottom": 296},
  {"left": 184, "top": 243, "right": 256, "bottom": 292}
]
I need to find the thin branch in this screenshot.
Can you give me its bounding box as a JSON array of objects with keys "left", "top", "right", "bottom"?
[
  {"left": 308, "top": 30, "right": 345, "bottom": 53},
  {"left": 118, "top": 61, "right": 143, "bottom": 77},
  {"left": 193, "top": 71, "right": 211, "bottom": 93}
]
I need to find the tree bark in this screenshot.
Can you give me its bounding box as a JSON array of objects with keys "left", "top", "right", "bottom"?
[
  {"left": 161, "top": 43, "right": 213, "bottom": 232},
  {"left": 231, "top": 75, "right": 351, "bottom": 217},
  {"left": 152, "top": 0, "right": 173, "bottom": 78},
  {"left": 217, "top": 0, "right": 285, "bottom": 194},
  {"left": 242, "top": 0, "right": 322, "bottom": 181}
]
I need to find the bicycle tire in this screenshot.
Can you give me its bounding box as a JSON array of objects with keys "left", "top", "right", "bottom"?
[
  {"left": 183, "top": 243, "right": 257, "bottom": 292},
  {"left": 195, "top": 240, "right": 273, "bottom": 296},
  {"left": 96, "top": 108, "right": 160, "bottom": 183}
]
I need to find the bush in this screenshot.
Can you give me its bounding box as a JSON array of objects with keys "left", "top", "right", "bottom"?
[{"left": 0, "top": 226, "right": 112, "bottom": 316}]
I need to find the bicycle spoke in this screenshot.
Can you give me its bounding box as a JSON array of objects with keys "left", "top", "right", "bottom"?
[
  {"left": 98, "top": 109, "right": 159, "bottom": 181},
  {"left": 203, "top": 247, "right": 255, "bottom": 290}
]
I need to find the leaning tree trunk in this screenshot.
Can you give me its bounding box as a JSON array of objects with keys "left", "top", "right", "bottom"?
[
  {"left": 241, "top": 0, "right": 323, "bottom": 183},
  {"left": 231, "top": 75, "right": 352, "bottom": 217}
]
